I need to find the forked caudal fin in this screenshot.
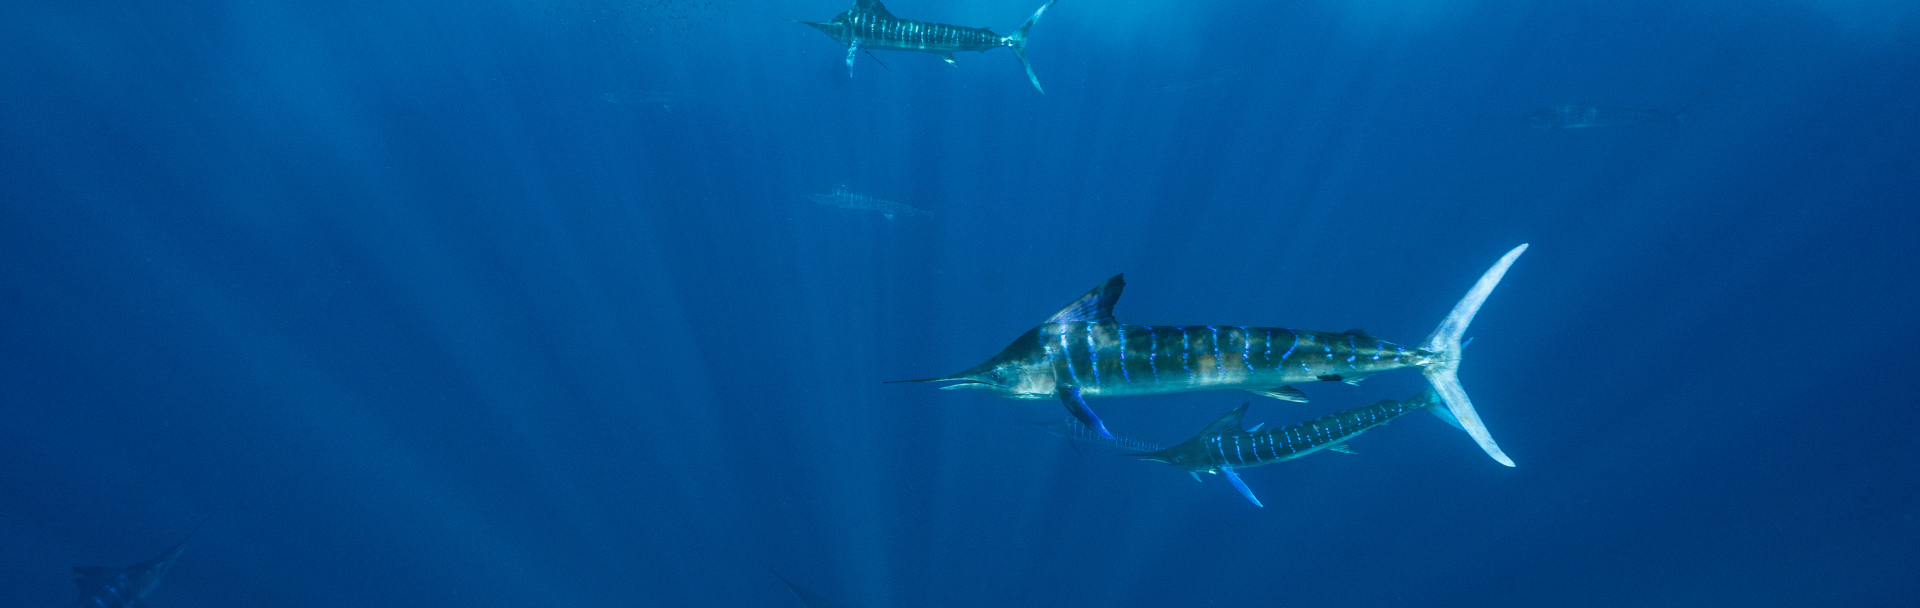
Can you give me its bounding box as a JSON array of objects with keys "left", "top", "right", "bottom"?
[
  {"left": 1009, "top": 0, "right": 1057, "bottom": 93},
  {"left": 1419, "top": 244, "right": 1528, "bottom": 467}
]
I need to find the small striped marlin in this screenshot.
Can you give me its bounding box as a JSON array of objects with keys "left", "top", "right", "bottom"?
[
  {"left": 1025, "top": 415, "right": 1166, "bottom": 454},
  {"left": 1134, "top": 390, "right": 1459, "bottom": 506},
  {"left": 808, "top": 184, "right": 932, "bottom": 221},
  {"left": 71, "top": 515, "right": 210, "bottom": 608},
  {"left": 891, "top": 245, "right": 1528, "bottom": 467},
  {"left": 795, "top": 0, "right": 1058, "bottom": 92}
]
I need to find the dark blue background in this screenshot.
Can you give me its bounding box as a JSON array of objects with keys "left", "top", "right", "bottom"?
[{"left": 4, "top": 0, "right": 1916, "bottom": 606}]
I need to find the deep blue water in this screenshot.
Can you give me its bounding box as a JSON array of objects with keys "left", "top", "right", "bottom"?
[{"left": 4, "top": 0, "right": 1918, "bottom": 606}]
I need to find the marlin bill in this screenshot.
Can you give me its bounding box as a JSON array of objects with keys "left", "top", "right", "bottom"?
[
  {"left": 71, "top": 515, "right": 211, "bottom": 608},
  {"left": 891, "top": 244, "right": 1529, "bottom": 467},
  {"left": 795, "top": 0, "right": 1057, "bottom": 92},
  {"left": 809, "top": 185, "right": 932, "bottom": 221},
  {"left": 1135, "top": 390, "right": 1466, "bottom": 506}
]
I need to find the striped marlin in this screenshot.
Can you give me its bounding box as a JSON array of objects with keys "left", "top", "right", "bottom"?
[
  {"left": 795, "top": 0, "right": 1058, "bottom": 92},
  {"left": 1134, "top": 390, "right": 1459, "bottom": 506},
  {"left": 1526, "top": 99, "right": 1695, "bottom": 131},
  {"left": 1024, "top": 415, "right": 1166, "bottom": 454},
  {"left": 891, "top": 244, "right": 1528, "bottom": 467},
  {"left": 71, "top": 515, "right": 210, "bottom": 608},
  {"left": 808, "top": 184, "right": 933, "bottom": 221}
]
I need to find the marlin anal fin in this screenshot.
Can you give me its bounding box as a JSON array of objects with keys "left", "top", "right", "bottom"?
[
  {"left": 1219, "top": 467, "right": 1263, "bottom": 507},
  {"left": 1247, "top": 385, "right": 1308, "bottom": 402},
  {"left": 1045, "top": 274, "right": 1124, "bottom": 324},
  {"left": 936, "top": 52, "right": 956, "bottom": 66},
  {"left": 1057, "top": 385, "right": 1113, "bottom": 440},
  {"left": 1419, "top": 244, "right": 1528, "bottom": 467}
]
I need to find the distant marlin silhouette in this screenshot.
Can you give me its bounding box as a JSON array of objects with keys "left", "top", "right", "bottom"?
[
  {"left": 892, "top": 245, "right": 1528, "bottom": 467},
  {"left": 1135, "top": 389, "right": 1466, "bottom": 506},
  {"left": 71, "top": 515, "right": 211, "bottom": 608},
  {"left": 808, "top": 185, "right": 932, "bottom": 221},
  {"left": 795, "top": 0, "right": 1058, "bottom": 92},
  {"left": 1526, "top": 99, "right": 1696, "bottom": 131}
]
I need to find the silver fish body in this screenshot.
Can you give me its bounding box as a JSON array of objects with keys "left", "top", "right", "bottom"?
[
  {"left": 1133, "top": 391, "right": 1458, "bottom": 506},
  {"left": 939, "top": 323, "right": 1427, "bottom": 401},
  {"left": 896, "top": 245, "right": 1529, "bottom": 468}
]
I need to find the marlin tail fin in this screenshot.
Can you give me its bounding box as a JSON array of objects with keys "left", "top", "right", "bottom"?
[
  {"left": 1008, "top": 0, "right": 1057, "bottom": 93},
  {"left": 1418, "top": 244, "right": 1527, "bottom": 467}
]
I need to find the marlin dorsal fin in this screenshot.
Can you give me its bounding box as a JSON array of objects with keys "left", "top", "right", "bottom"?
[
  {"left": 855, "top": 0, "right": 893, "bottom": 18},
  {"left": 1044, "top": 275, "right": 1124, "bottom": 324},
  {"left": 1201, "top": 402, "right": 1252, "bottom": 436}
]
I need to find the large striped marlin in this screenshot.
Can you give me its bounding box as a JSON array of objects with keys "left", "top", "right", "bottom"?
[
  {"left": 70, "top": 515, "right": 211, "bottom": 608},
  {"left": 891, "top": 245, "right": 1528, "bottom": 467},
  {"left": 1133, "top": 390, "right": 1460, "bottom": 506},
  {"left": 795, "top": 0, "right": 1058, "bottom": 92}
]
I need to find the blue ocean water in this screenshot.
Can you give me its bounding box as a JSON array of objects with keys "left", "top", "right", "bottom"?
[{"left": 3, "top": 0, "right": 1916, "bottom": 606}]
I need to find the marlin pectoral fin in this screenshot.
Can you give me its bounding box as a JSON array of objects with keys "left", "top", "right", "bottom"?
[
  {"left": 1189, "top": 471, "right": 1202, "bottom": 482},
  {"left": 1328, "top": 443, "right": 1356, "bottom": 454},
  {"left": 1247, "top": 385, "right": 1308, "bottom": 402},
  {"left": 1219, "top": 467, "right": 1263, "bottom": 507},
  {"left": 1057, "top": 385, "right": 1113, "bottom": 440},
  {"left": 936, "top": 52, "right": 956, "bottom": 66}
]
